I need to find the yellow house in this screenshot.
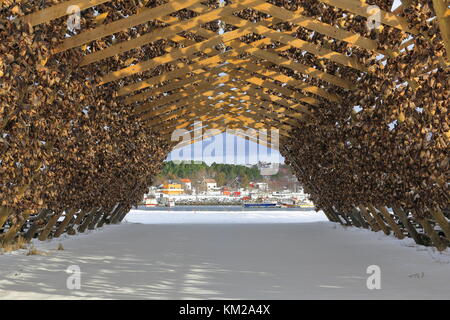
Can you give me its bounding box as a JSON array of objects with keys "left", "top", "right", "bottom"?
[{"left": 161, "top": 183, "right": 184, "bottom": 195}]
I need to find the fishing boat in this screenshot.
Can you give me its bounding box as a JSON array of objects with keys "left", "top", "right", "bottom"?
[
  {"left": 144, "top": 197, "right": 158, "bottom": 207},
  {"left": 243, "top": 202, "right": 280, "bottom": 208}
]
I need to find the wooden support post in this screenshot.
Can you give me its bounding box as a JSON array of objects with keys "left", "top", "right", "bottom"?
[
  {"left": 1, "top": 210, "right": 33, "bottom": 244},
  {"left": 333, "top": 208, "right": 352, "bottom": 226},
  {"left": 0, "top": 206, "right": 13, "bottom": 229},
  {"left": 73, "top": 209, "right": 88, "bottom": 226},
  {"left": 96, "top": 205, "right": 116, "bottom": 228},
  {"left": 429, "top": 207, "right": 450, "bottom": 240},
  {"left": 367, "top": 205, "right": 390, "bottom": 235},
  {"left": 88, "top": 209, "right": 105, "bottom": 230},
  {"left": 111, "top": 206, "right": 128, "bottom": 224},
  {"left": 378, "top": 206, "right": 405, "bottom": 239},
  {"left": 322, "top": 207, "right": 340, "bottom": 223},
  {"left": 351, "top": 207, "right": 369, "bottom": 229},
  {"left": 78, "top": 208, "right": 100, "bottom": 233},
  {"left": 416, "top": 214, "right": 447, "bottom": 251},
  {"left": 24, "top": 209, "right": 51, "bottom": 240},
  {"left": 392, "top": 205, "right": 425, "bottom": 245},
  {"left": 346, "top": 209, "right": 361, "bottom": 227},
  {"left": 358, "top": 205, "right": 381, "bottom": 232},
  {"left": 38, "top": 211, "right": 63, "bottom": 241},
  {"left": 54, "top": 209, "right": 77, "bottom": 238},
  {"left": 117, "top": 207, "right": 131, "bottom": 223},
  {"left": 109, "top": 204, "right": 125, "bottom": 224}
]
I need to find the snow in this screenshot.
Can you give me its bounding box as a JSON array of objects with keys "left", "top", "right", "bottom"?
[
  {"left": 125, "top": 209, "right": 328, "bottom": 224},
  {"left": 0, "top": 209, "right": 449, "bottom": 299}
]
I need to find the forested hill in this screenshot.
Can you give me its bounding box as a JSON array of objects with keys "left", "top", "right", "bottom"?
[{"left": 155, "top": 161, "right": 263, "bottom": 187}]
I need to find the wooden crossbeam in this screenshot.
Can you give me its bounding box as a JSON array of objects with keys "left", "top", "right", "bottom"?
[
  {"left": 224, "top": 51, "right": 341, "bottom": 102},
  {"left": 125, "top": 62, "right": 230, "bottom": 105},
  {"left": 99, "top": 20, "right": 261, "bottom": 84},
  {"left": 142, "top": 76, "right": 311, "bottom": 126},
  {"left": 118, "top": 54, "right": 227, "bottom": 96},
  {"left": 168, "top": 113, "right": 288, "bottom": 137},
  {"left": 142, "top": 89, "right": 240, "bottom": 123},
  {"left": 53, "top": 0, "right": 204, "bottom": 53},
  {"left": 136, "top": 77, "right": 237, "bottom": 117},
  {"left": 228, "top": 40, "right": 353, "bottom": 89},
  {"left": 125, "top": 63, "right": 230, "bottom": 105},
  {"left": 223, "top": 14, "right": 369, "bottom": 73},
  {"left": 248, "top": 3, "right": 398, "bottom": 58},
  {"left": 218, "top": 65, "right": 317, "bottom": 108},
  {"left": 80, "top": 0, "right": 266, "bottom": 66},
  {"left": 318, "top": 0, "right": 418, "bottom": 34},
  {"left": 100, "top": 7, "right": 354, "bottom": 90},
  {"left": 117, "top": 37, "right": 340, "bottom": 103},
  {"left": 156, "top": 96, "right": 295, "bottom": 137}
]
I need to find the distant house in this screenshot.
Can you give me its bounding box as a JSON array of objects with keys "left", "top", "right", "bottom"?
[
  {"left": 255, "top": 182, "right": 268, "bottom": 191},
  {"left": 160, "top": 182, "right": 184, "bottom": 195},
  {"left": 179, "top": 178, "right": 192, "bottom": 190},
  {"left": 202, "top": 179, "right": 217, "bottom": 191}
]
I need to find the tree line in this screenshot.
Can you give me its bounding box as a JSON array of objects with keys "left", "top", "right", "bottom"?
[{"left": 155, "top": 161, "right": 263, "bottom": 188}]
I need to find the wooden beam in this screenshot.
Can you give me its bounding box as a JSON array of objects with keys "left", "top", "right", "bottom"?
[
  {"left": 223, "top": 15, "right": 369, "bottom": 73},
  {"left": 53, "top": 0, "right": 204, "bottom": 53},
  {"left": 228, "top": 40, "right": 353, "bottom": 89},
  {"left": 80, "top": 0, "right": 266, "bottom": 65},
  {"left": 318, "top": 0, "right": 418, "bottom": 34}
]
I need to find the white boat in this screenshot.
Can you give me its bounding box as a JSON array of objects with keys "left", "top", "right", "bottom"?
[{"left": 144, "top": 198, "right": 158, "bottom": 207}]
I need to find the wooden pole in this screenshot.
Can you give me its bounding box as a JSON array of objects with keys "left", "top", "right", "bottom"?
[
  {"left": 429, "top": 207, "right": 450, "bottom": 240},
  {"left": 73, "top": 208, "right": 89, "bottom": 226},
  {"left": 24, "top": 209, "right": 51, "bottom": 240},
  {"left": 96, "top": 205, "right": 117, "bottom": 228},
  {"left": 351, "top": 207, "right": 369, "bottom": 229},
  {"left": 1, "top": 210, "right": 33, "bottom": 244},
  {"left": 367, "top": 204, "right": 390, "bottom": 235},
  {"left": 378, "top": 206, "right": 405, "bottom": 239},
  {"left": 88, "top": 209, "right": 105, "bottom": 230},
  {"left": 38, "top": 211, "right": 63, "bottom": 241},
  {"left": 322, "top": 207, "right": 341, "bottom": 223},
  {"left": 109, "top": 204, "right": 125, "bottom": 224},
  {"left": 78, "top": 208, "right": 100, "bottom": 233},
  {"left": 392, "top": 205, "right": 424, "bottom": 245},
  {"left": 358, "top": 205, "right": 381, "bottom": 232},
  {"left": 111, "top": 206, "right": 127, "bottom": 224},
  {"left": 416, "top": 215, "right": 447, "bottom": 251},
  {"left": 54, "top": 209, "right": 77, "bottom": 238},
  {"left": 0, "top": 206, "right": 13, "bottom": 229}
]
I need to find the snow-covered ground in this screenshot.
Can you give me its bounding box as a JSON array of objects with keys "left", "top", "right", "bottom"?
[
  {"left": 0, "top": 209, "right": 449, "bottom": 299},
  {"left": 125, "top": 209, "right": 328, "bottom": 224}
]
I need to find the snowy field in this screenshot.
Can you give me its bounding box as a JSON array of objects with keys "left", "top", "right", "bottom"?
[
  {"left": 124, "top": 208, "right": 328, "bottom": 224},
  {"left": 0, "top": 209, "right": 449, "bottom": 299}
]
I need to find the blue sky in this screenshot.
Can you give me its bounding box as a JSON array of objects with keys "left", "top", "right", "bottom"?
[{"left": 167, "top": 132, "right": 284, "bottom": 165}]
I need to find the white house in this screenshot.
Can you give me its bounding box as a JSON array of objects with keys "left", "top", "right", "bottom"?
[
  {"left": 255, "top": 182, "right": 268, "bottom": 191},
  {"left": 179, "top": 178, "right": 192, "bottom": 191},
  {"left": 202, "top": 179, "right": 217, "bottom": 191}
]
